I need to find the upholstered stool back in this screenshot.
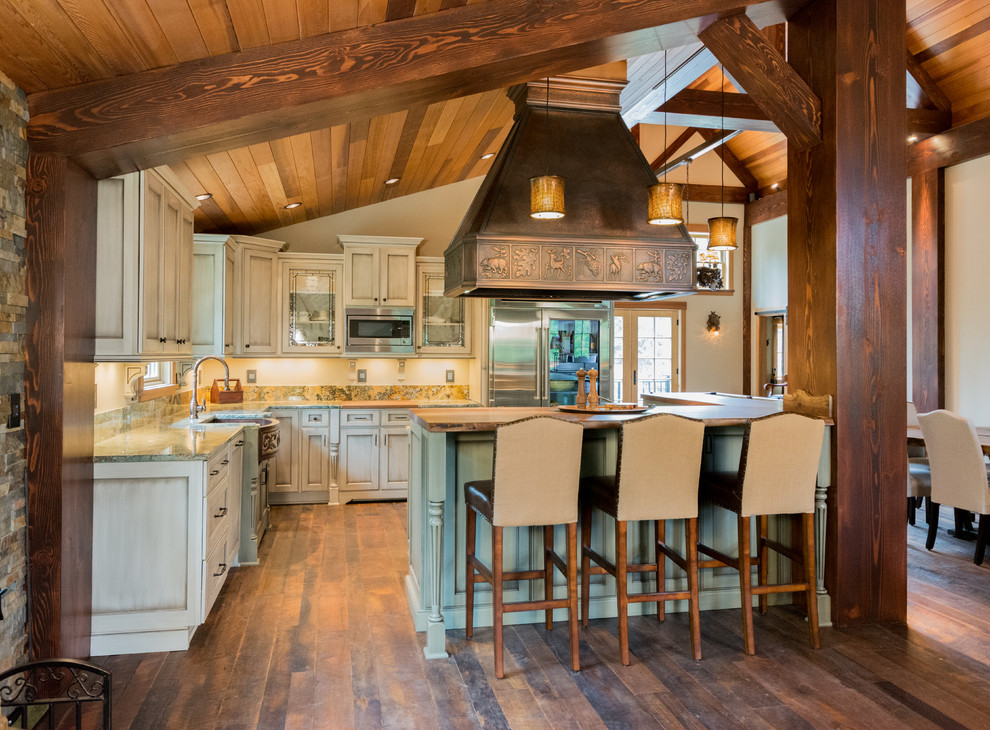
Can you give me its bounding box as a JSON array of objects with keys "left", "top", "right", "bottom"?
[
  {"left": 739, "top": 413, "right": 825, "bottom": 517},
  {"left": 492, "top": 416, "right": 584, "bottom": 527},
  {"left": 615, "top": 414, "right": 706, "bottom": 522},
  {"left": 918, "top": 410, "right": 990, "bottom": 515}
]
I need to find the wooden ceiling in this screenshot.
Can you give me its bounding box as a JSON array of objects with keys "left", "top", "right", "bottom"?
[{"left": 2, "top": 0, "right": 989, "bottom": 235}]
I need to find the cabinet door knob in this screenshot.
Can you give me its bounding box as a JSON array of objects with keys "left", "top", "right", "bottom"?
[
  {"left": 245, "top": 343, "right": 250, "bottom": 348},
  {"left": 221, "top": 458, "right": 229, "bottom": 465},
  {"left": 210, "top": 469, "right": 220, "bottom": 476},
  {"left": 382, "top": 298, "right": 387, "bottom": 302},
  {"left": 160, "top": 337, "right": 166, "bottom": 343}
]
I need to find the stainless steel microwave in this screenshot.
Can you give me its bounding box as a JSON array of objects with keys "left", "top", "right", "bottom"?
[{"left": 345, "top": 308, "right": 415, "bottom": 354}]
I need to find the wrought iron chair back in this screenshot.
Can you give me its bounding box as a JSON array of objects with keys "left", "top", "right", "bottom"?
[{"left": 0, "top": 658, "right": 111, "bottom": 729}]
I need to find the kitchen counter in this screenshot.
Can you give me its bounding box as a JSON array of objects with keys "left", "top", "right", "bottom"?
[
  {"left": 406, "top": 394, "right": 833, "bottom": 660},
  {"left": 94, "top": 422, "right": 244, "bottom": 463}
]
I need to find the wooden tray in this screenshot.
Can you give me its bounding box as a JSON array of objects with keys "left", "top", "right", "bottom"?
[{"left": 556, "top": 404, "right": 649, "bottom": 414}]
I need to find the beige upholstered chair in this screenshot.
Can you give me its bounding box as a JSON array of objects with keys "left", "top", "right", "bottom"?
[
  {"left": 697, "top": 412, "right": 825, "bottom": 655},
  {"left": 464, "top": 416, "right": 585, "bottom": 679},
  {"left": 907, "top": 402, "right": 932, "bottom": 526},
  {"left": 917, "top": 410, "right": 990, "bottom": 565},
  {"left": 579, "top": 414, "right": 706, "bottom": 664}
]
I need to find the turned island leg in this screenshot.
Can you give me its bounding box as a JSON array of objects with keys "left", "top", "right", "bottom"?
[{"left": 424, "top": 499, "right": 449, "bottom": 658}]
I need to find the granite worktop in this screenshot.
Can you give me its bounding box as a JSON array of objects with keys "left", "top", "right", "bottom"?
[{"left": 94, "top": 421, "right": 245, "bottom": 463}]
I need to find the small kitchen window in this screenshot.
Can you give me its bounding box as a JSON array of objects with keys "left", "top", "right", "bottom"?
[
  {"left": 692, "top": 232, "right": 733, "bottom": 294},
  {"left": 133, "top": 361, "right": 179, "bottom": 401}
]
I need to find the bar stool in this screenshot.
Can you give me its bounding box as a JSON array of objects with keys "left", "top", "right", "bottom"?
[
  {"left": 697, "top": 412, "right": 825, "bottom": 655},
  {"left": 464, "top": 416, "right": 585, "bottom": 679},
  {"left": 579, "top": 413, "right": 706, "bottom": 664}
]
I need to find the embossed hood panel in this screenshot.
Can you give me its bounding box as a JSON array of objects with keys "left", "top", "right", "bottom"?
[{"left": 444, "top": 76, "right": 697, "bottom": 301}]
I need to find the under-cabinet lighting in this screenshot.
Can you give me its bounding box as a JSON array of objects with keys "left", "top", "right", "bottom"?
[{"left": 770, "top": 182, "right": 779, "bottom": 190}]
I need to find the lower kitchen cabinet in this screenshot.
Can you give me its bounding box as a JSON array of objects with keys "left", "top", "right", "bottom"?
[
  {"left": 91, "top": 442, "right": 238, "bottom": 655},
  {"left": 268, "top": 408, "right": 337, "bottom": 504},
  {"left": 338, "top": 409, "right": 410, "bottom": 502}
]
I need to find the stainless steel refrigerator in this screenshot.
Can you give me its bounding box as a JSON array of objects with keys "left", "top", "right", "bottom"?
[{"left": 488, "top": 300, "right": 612, "bottom": 407}]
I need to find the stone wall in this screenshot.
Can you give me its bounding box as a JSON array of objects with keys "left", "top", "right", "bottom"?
[{"left": 0, "top": 70, "right": 29, "bottom": 665}]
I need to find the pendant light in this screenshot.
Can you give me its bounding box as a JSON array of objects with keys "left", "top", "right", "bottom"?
[
  {"left": 530, "top": 77, "right": 565, "bottom": 219},
  {"left": 708, "top": 64, "right": 738, "bottom": 251},
  {"left": 648, "top": 50, "right": 684, "bottom": 225}
]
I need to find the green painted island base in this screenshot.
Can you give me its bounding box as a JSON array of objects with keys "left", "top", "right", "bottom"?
[{"left": 405, "top": 410, "right": 832, "bottom": 660}]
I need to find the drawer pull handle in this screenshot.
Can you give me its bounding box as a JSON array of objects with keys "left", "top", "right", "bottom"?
[
  {"left": 221, "top": 459, "right": 229, "bottom": 465},
  {"left": 210, "top": 469, "right": 220, "bottom": 476},
  {"left": 214, "top": 507, "right": 228, "bottom": 519},
  {"left": 213, "top": 563, "right": 227, "bottom": 577}
]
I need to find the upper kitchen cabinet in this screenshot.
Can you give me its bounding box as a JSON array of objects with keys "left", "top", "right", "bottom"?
[
  {"left": 191, "top": 234, "right": 235, "bottom": 357},
  {"left": 95, "top": 168, "right": 198, "bottom": 361},
  {"left": 415, "top": 257, "right": 472, "bottom": 357},
  {"left": 232, "top": 237, "right": 284, "bottom": 356},
  {"left": 339, "top": 235, "right": 421, "bottom": 308},
  {"left": 280, "top": 254, "right": 345, "bottom": 355}
]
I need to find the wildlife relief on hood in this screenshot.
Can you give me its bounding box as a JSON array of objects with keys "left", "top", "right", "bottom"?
[{"left": 444, "top": 75, "right": 697, "bottom": 301}]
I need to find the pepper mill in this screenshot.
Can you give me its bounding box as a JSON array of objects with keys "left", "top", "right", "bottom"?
[
  {"left": 587, "top": 369, "right": 599, "bottom": 407},
  {"left": 576, "top": 369, "right": 587, "bottom": 407}
]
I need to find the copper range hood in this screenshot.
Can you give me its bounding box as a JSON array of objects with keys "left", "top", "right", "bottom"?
[{"left": 444, "top": 75, "right": 697, "bottom": 301}]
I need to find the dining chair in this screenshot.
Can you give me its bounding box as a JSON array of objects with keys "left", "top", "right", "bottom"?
[
  {"left": 917, "top": 410, "right": 990, "bottom": 565},
  {"left": 579, "top": 413, "right": 706, "bottom": 664},
  {"left": 464, "top": 415, "right": 585, "bottom": 679},
  {"left": 697, "top": 412, "right": 825, "bottom": 655},
  {"left": 907, "top": 402, "right": 932, "bottom": 526}
]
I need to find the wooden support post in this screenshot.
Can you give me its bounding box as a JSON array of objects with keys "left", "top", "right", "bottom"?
[
  {"left": 25, "top": 154, "right": 98, "bottom": 659},
  {"left": 910, "top": 167, "right": 945, "bottom": 413},
  {"left": 787, "top": 0, "right": 907, "bottom": 625}
]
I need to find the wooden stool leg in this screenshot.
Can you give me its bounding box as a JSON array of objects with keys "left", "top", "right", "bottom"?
[
  {"left": 738, "top": 514, "right": 756, "bottom": 655},
  {"left": 907, "top": 496, "right": 916, "bottom": 526},
  {"left": 926, "top": 502, "right": 940, "bottom": 550},
  {"left": 566, "top": 522, "right": 580, "bottom": 672},
  {"left": 493, "top": 526, "right": 505, "bottom": 679},
  {"left": 615, "top": 519, "right": 630, "bottom": 666},
  {"left": 656, "top": 519, "right": 666, "bottom": 623},
  {"left": 802, "top": 513, "right": 821, "bottom": 649},
  {"left": 544, "top": 525, "right": 554, "bottom": 631},
  {"left": 757, "top": 514, "right": 769, "bottom": 614},
  {"left": 465, "top": 507, "right": 476, "bottom": 638},
  {"left": 686, "top": 517, "right": 702, "bottom": 661},
  {"left": 581, "top": 502, "right": 592, "bottom": 628}
]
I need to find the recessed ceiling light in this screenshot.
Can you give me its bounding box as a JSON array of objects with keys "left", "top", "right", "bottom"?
[
  {"left": 907, "top": 134, "right": 919, "bottom": 143},
  {"left": 384, "top": 177, "right": 400, "bottom": 185},
  {"left": 480, "top": 153, "right": 495, "bottom": 160},
  {"left": 195, "top": 193, "right": 213, "bottom": 201},
  {"left": 284, "top": 202, "right": 302, "bottom": 209},
  {"left": 770, "top": 182, "right": 779, "bottom": 190}
]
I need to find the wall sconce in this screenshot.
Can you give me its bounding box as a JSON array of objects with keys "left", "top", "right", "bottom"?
[{"left": 706, "top": 311, "right": 721, "bottom": 335}]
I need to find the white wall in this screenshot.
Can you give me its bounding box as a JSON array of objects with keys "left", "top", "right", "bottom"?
[
  {"left": 256, "top": 178, "right": 483, "bottom": 256},
  {"left": 666, "top": 201, "right": 744, "bottom": 393},
  {"left": 944, "top": 156, "right": 990, "bottom": 422}
]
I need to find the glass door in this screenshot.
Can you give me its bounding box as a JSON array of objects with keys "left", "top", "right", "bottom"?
[
  {"left": 546, "top": 314, "right": 603, "bottom": 406},
  {"left": 613, "top": 308, "right": 681, "bottom": 404},
  {"left": 282, "top": 260, "right": 344, "bottom": 354}
]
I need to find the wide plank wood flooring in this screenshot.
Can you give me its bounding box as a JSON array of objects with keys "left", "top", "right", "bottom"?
[{"left": 95, "top": 504, "right": 990, "bottom": 729}]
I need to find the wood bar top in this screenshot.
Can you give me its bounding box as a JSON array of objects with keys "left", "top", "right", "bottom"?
[{"left": 410, "top": 396, "right": 786, "bottom": 433}]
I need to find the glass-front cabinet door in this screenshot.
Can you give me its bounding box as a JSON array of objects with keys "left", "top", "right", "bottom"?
[
  {"left": 281, "top": 256, "right": 344, "bottom": 355},
  {"left": 415, "top": 261, "right": 471, "bottom": 355}
]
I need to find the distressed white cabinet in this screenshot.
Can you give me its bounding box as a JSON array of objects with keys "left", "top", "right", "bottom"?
[
  {"left": 280, "top": 254, "right": 345, "bottom": 355},
  {"left": 234, "top": 237, "right": 283, "bottom": 356},
  {"left": 191, "top": 234, "right": 235, "bottom": 356},
  {"left": 91, "top": 442, "right": 238, "bottom": 655},
  {"left": 338, "top": 408, "right": 410, "bottom": 502},
  {"left": 339, "top": 235, "right": 421, "bottom": 308},
  {"left": 95, "top": 168, "right": 198, "bottom": 360},
  {"left": 415, "top": 258, "right": 472, "bottom": 356},
  {"left": 268, "top": 408, "right": 337, "bottom": 504}
]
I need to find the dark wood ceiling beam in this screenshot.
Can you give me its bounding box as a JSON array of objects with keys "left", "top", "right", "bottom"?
[
  {"left": 649, "top": 127, "right": 698, "bottom": 170},
  {"left": 683, "top": 183, "right": 750, "bottom": 204},
  {"left": 647, "top": 87, "right": 781, "bottom": 133},
  {"left": 27, "top": 0, "right": 806, "bottom": 178},
  {"left": 907, "top": 108, "right": 951, "bottom": 136},
  {"left": 907, "top": 113, "right": 990, "bottom": 177},
  {"left": 699, "top": 13, "right": 821, "bottom": 149},
  {"left": 905, "top": 51, "right": 952, "bottom": 114},
  {"left": 654, "top": 129, "right": 741, "bottom": 175},
  {"left": 697, "top": 128, "right": 760, "bottom": 192}
]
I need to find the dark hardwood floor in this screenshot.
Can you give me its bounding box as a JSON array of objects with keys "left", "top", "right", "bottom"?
[{"left": 95, "top": 504, "right": 990, "bottom": 729}]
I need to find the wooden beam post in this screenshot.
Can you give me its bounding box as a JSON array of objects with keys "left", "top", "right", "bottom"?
[
  {"left": 25, "top": 154, "right": 98, "bottom": 659},
  {"left": 700, "top": 13, "right": 822, "bottom": 149},
  {"left": 788, "top": 0, "right": 907, "bottom": 625},
  {"left": 910, "top": 167, "right": 944, "bottom": 413}
]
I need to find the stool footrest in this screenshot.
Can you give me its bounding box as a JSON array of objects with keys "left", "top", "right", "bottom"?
[
  {"left": 503, "top": 597, "right": 571, "bottom": 614},
  {"left": 627, "top": 590, "right": 691, "bottom": 604},
  {"left": 752, "top": 582, "right": 810, "bottom": 596}
]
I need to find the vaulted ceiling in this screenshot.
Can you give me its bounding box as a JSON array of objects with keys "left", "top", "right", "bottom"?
[{"left": 2, "top": 0, "right": 988, "bottom": 236}]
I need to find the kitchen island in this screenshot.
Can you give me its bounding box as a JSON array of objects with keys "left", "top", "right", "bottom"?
[{"left": 406, "top": 394, "right": 832, "bottom": 659}]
